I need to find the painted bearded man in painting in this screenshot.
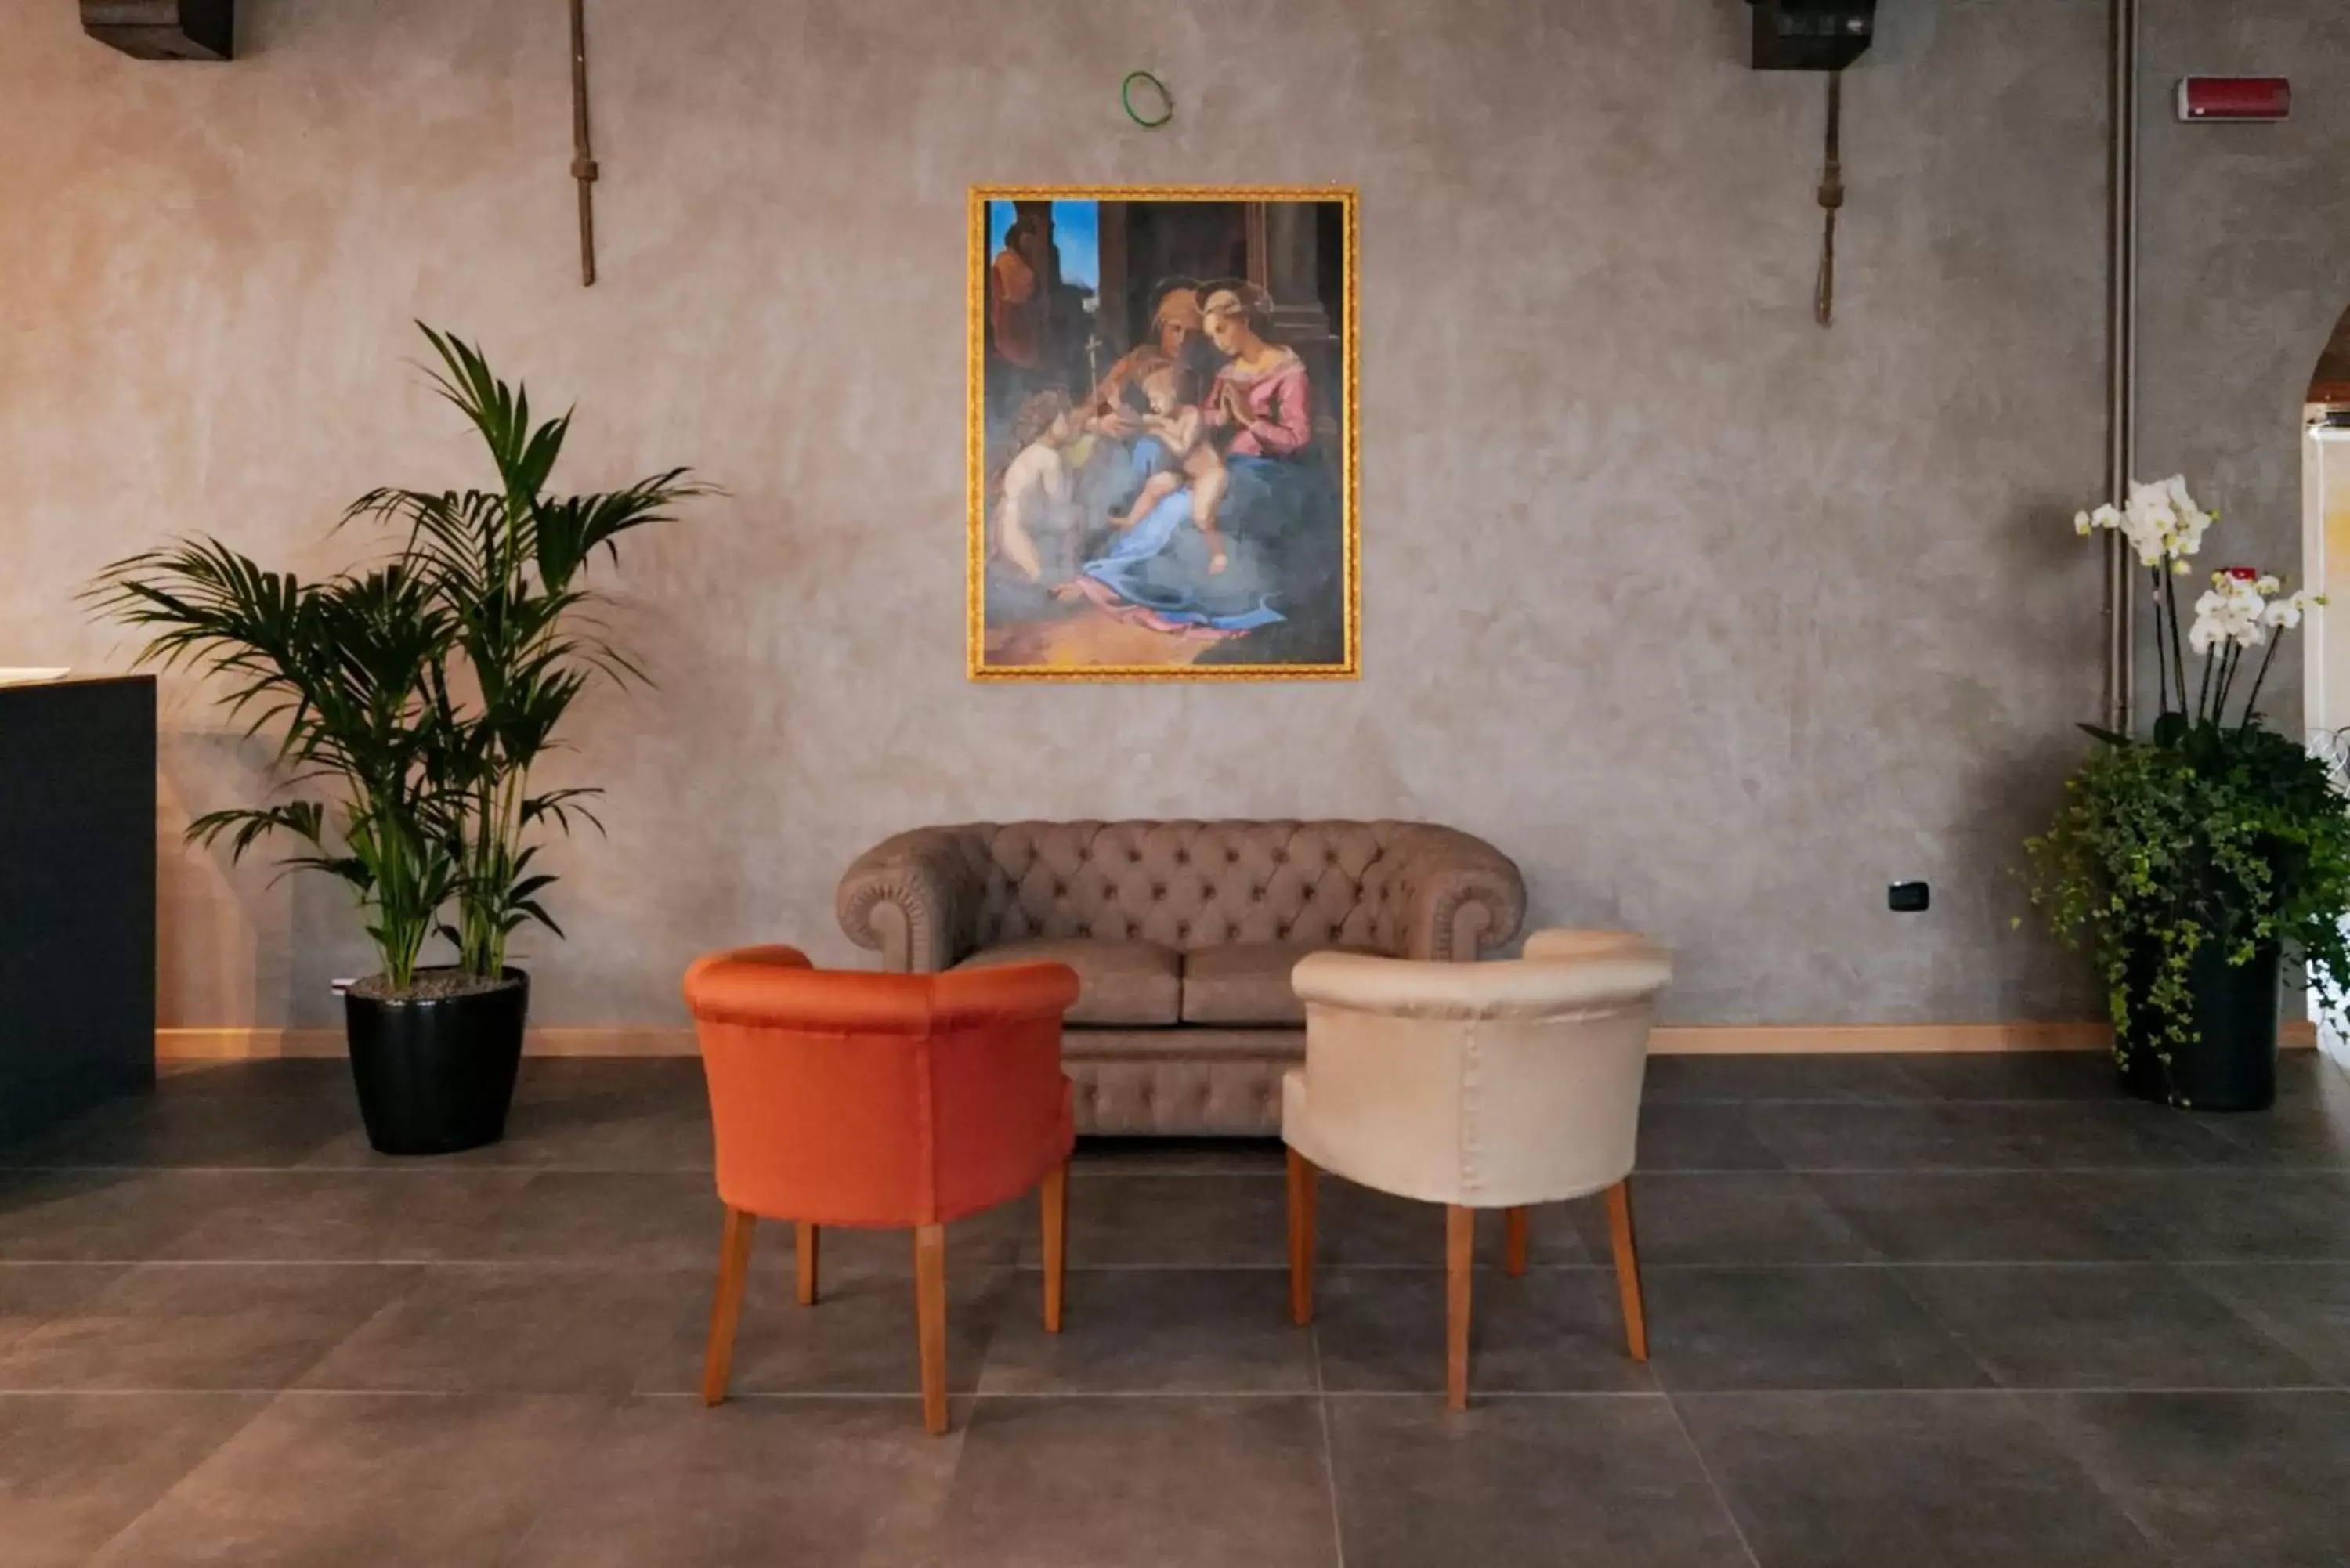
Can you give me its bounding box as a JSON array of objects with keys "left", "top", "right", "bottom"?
[{"left": 974, "top": 193, "right": 1354, "bottom": 678}]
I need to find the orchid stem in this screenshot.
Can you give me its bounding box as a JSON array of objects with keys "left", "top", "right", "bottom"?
[
  {"left": 2162, "top": 566, "right": 2189, "bottom": 719},
  {"left": 2149, "top": 568, "right": 2171, "bottom": 718},
  {"left": 2240, "top": 637, "right": 2281, "bottom": 729}
]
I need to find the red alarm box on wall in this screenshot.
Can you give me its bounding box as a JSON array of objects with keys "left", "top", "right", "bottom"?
[{"left": 2177, "top": 77, "right": 2293, "bottom": 122}]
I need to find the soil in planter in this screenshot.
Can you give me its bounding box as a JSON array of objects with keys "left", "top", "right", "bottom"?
[{"left": 348, "top": 970, "right": 519, "bottom": 1003}]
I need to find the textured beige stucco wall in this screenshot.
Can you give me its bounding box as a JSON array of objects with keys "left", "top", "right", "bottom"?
[{"left": 5, "top": 0, "right": 2324, "bottom": 1033}]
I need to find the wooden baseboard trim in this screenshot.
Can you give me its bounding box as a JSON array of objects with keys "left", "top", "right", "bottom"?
[
  {"left": 156, "top": 1027, "right": 703, "bottom": 1060},
  {"left": 156, "top": 1021, "right": 2323, "bottom": 1061},
  {"left": 1656, "top": 1021, "right": 2320, "bottom": 1054},
  {"left": 1648, "top": 1024, "right": 2115, "bottom": 1056}
]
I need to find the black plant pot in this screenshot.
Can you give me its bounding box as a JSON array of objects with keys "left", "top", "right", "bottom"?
[
  {"left": 2116, "top": 941, "right": 2280, "bottom": 1113},
  {"left": 344, "top": 968, "right": 529, "bottom": 1155}
]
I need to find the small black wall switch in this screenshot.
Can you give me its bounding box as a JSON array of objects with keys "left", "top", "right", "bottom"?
[{"left": 1888, "top": 881, "right": 1930, "bottom": 913}]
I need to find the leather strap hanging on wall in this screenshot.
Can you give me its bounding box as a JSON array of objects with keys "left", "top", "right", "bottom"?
[
  {"left": 570, "top": 0, "right": 599, "bottom": 287},
  {"left": 1815, "top": 70, "right": 1845, "bottom": 327}
]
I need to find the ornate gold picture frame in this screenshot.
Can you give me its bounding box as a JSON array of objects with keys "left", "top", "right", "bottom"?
[{"left": 967, "top": 185, "right": 1359, "bottom": 681}]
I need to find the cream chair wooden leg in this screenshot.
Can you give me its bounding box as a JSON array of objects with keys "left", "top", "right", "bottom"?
[
  {"left": 1286, "top": 1147, "right": 1318, "bottom": 1326},
  {"left": 795, "top": 1221, "right": 819, "bottom": 1306},
  {"left": 913, "top": 1223, "right": 949, "bottom": 1434},
  {"left": 1504, "top": 1207, "right": 1529, "bottom": 1277},
  {"left": 1606, "top": 1180, "right": 1649, "bottom": 1364},
  {"left": 1041, "top": 1158, "right": 1069, "bottom": 1334},
  {"left": 701, "top": 1207, "right": 757, "bottom": 1406},
  {"left": 1446, "top": 1205, "right": 1475, "bottom": 1410}
]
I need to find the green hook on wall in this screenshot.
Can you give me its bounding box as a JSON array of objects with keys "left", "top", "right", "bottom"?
[{"left": 1122, "top": 70, "right": 1174, "bottom": 129}]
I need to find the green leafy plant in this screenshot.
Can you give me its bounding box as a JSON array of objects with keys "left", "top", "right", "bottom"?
[
  {"left": 2026, "top": 479, "right": 2350, "bottom": 1079},
  {"left": 89, "top": 325, "right": 709, "bottom": 995}
]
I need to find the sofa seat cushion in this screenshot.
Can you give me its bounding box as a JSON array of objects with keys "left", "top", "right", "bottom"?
[
  {"left": 1180, "top": 942, "right": 1365, "bottom": 1027},
  {"left": 956, "top": 939, "right": 1180, "bottom": 1028},
  {"left": 1064, "top": 1027, "right": 1303, "bottom": 1062}
]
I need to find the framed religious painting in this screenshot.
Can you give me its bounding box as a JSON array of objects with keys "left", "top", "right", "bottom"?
[{"left": 967, "top": 186, "right": 1359, "bottom": 681}]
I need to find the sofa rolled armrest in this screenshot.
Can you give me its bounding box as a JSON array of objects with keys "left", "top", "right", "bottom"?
[
  {"left": 1391, "top": 826, "right": 1527, "bottom": 962},
  {"left": 837, "top": 828, "right": 987, "bottom": 973}
]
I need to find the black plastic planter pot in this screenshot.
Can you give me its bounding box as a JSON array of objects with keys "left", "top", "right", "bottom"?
[
  {"left": 2116, "top": 941, "right": 2280, "bottom": 1113},
  {"left": 344, "top": 969, "right": 529, "bottom": 1155}
]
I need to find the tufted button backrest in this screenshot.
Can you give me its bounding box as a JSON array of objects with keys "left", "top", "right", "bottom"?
[{"left": 971, "top": 821, "right": 1418, "bottom": 954}]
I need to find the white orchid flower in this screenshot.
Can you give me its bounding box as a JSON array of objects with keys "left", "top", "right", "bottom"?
[
  {"left": 2263, "top": 589, "right": 2323, "bottom": 630},
  {"left": 2101, "top": 476, "right": 2212, "bottom": 564},
  {"left": 2168, "top": 480, "right": 2214, "bottom": 558},
  {"left": 2187, "top": 571, "right": 2276, "bottom": 650},
  {"left": 2127, "top": 480, "right": 2178, "bottom": 530},
  {"left": 2077, "top": 487, "right": 2213, "bottom": 565}
]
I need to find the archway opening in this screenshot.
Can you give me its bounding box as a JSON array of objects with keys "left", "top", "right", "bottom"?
[
  {"left": 2301, "top": 307, "right": 2350, "bottom": 735},
  {"left": 2301, "top": 305, "right": 2350, "bottom": 1065}
]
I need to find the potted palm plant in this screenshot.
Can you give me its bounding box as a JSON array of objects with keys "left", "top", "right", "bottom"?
[
  {"left": 92, "top": 326, "right": 708, "bottom": 1153},
  {"left": 2028, "top": 478, "right": 2350, "bottom": 1111}
]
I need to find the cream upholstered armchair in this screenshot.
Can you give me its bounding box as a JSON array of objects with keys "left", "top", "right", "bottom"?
[{"left": 1282, "top": 929, "right": 1672, "bottom": 1409}]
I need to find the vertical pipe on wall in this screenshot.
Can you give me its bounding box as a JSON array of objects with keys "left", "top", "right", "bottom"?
[
  {"left": 2103, "top": 0, "right": 2142, "bottom": 732},
  {"left": 570, "top": 0, "right": 598, "bottom": 287}
]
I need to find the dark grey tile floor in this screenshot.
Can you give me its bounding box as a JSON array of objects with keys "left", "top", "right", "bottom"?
[{"left": 3, "top": 1052, "right": 2349, "bottom": 1566}]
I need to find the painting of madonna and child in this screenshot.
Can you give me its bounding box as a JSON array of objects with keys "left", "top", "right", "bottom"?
[{"left": 969, "top": 188, "right": 1358, "bottom": 680}]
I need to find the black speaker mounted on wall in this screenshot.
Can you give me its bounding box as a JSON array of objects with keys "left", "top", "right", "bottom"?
[
  {"left": 1748, "top": 0, "right": 1875, "bottom": 72},
  {"left": 82, "top": 0, "right": 233, "bottom": 61}
]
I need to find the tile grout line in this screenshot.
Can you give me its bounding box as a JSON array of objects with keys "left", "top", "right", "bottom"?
[
  {"left": 484, "top": 1395, "right": 627, "bottom": 1568},
  {"left": 11, "top": 1256, "right": 2350, "bottom": 1270},
  {"left": 1307, "top": 1310, "right": 1347, "bottom": 1568},
  {"left": 5, "top": 1384, "right": 2345, "bottom": 1400},
  {"left": 1873, "top": 1252, "right": 2023, "bottom": 1395},
  {"left": 60, "top": 1382, "right": 280, "bottom": 1566},
  {"left": 13, "top": 1159, "right": 2348, "bottom": 1176},
  {"left": 1994, "top": 1384, "right": 2181, "bottom": 1562},
  {"left": 1661, "top": 1391, "right": 1765, "bottom": 1568},
  {"left": 2161, "top": 1259, "right": 2348, "bottom": 1389},
  {"left": 1625, "top": 1384, "right": 2350, "bottom": 1400}
]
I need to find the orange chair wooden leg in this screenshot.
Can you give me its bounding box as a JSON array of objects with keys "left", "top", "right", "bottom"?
[
  {"left": 795, "top": 1221, "right": 819, "bottom": 1306},
  {"left": 1041, "top": 1158, "right": 1069, "bottom": 1334},
  {"left": 1504, "top": 1206, "right": 1529, "bottom": 1277},
  {"left": 1286, "top": 1147, "right": 1317, "bottom": 1327},
  {"left": 914, "top": 1223, "right": 949, "bottom": 1435},
  {"left": 700, "top": 1206, "right": 757, "bottom": 1407},
  {"left": 1446, "top": 1204, "right": 1474, "bottom": 1410},
  {"left": 1607, "top": 1180, "right": 1650, "bottom": 1364}
]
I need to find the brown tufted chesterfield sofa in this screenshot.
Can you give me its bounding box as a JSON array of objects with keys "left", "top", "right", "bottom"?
[{"left": 837, "top": 822, "right": 1526, "bottom": 1134}]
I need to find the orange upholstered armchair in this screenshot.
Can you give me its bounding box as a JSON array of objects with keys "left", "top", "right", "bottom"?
[{"left": 683, "top": 945, "right": 1081, "bottom": 1433}]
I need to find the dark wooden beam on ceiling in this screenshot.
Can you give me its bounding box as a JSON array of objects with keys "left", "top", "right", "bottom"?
[{"left": 82, "top": 1, "right": 234, "bottom": 61}]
